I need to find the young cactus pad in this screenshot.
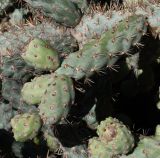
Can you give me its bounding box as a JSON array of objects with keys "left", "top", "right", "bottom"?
[
  {"left": 88, "top": 137, "right": 114, "bottom": 158},
  {"left": 11, "top": 113, "right": 41, "bottom": 142},
  {"left": 21, "top": 74, "right": 54, "bottom": 105},
  {"left": 22, "top": 38, "right": 60, "bottom": 70},
  {"left": 97, "top": 117, "right": 135, "bottom": 155},
  {"left": 38, "top": 74, "right": 75, "bottom": 125}
]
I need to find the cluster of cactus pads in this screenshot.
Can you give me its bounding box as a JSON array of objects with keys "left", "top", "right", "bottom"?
[{"left": 0, "top": 0, "right": 160, "bottom": 157}]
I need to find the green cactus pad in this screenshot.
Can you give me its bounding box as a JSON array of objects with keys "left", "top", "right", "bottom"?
[
  {"left": 97, "top": 117, "right": 135, "bottom": 155},
  {"left": 38, "top": 74, "right": 75, "bottom": 125},
  {"left": 22, "top": 38, "right": 60, "bottom": 70},
  {"left": 24, "top": 0, "right": 82, "bottom": 27},
  {"left": 88, "top": 137, "right": 113, "bottom": 158},
  {"left": 21, "top": 74, "right": 54, "bottom": 105},
  {"left": 44, "top": 132, "right": 60, "bottom": 152},
  {"left": 56, "top": 15, "right": 147, "bottom": 80},
  {"left": 11, "top": 113, "right": 41, "bottom": 142}
]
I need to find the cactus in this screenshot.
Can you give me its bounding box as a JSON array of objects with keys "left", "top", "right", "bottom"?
[
  {"left": 0, "top": 102, "right": 16, "bottom": 131},
  {"left": 62, "top": 145, "right": 88, "bottom": 158},
  {"left": 0, "top": 20, "right": 78, "bottom": 57},
  {"left": 124, "top": 0, "right": 160, "bottom": 38},
  {"left": 11, "top": 113, "right": 41, "bottom": 142},
  {"left": 120, "top": 53, "right": 155, "bottom": 97},
  {"left": 56, "top": 15, "right": 147, "bottom": 80},
  {"left": 88, "top": 117, "right": 135, "bottom": 158},
  {"left": 71, "top": 9, "right": 128, "bottom": 46},
  {"left": 24, "top": 0, "right": 82, "bottom": 27},
  {"left": 2, "top": 77, "right": 37, "bottom": 112},
  {"left": 2, "top": 79, "right": 25, "bottom": 108},
  {"left": 1, "top": 1, "right": 160, "bottom": 157},
  {"left": 9, "top": 9, "right": 28, "bottom": 25},
  {"left": 22, "top": 38, "right": 60, "bottom": 70},
  {"left": 83, "top": 104, "right": 98, "bottom": 130},
  {"left": 88, "top": 137, "right": 113, "bottom": 158},
  {"left": 71, "top": 0, "right": 88, "bottom": 13},
  {"left": 21, "top": 74, "right": 54, "bottom": 105},
  {"left": 1, "top": 54, "right": 39, "bottom": 83},
  {"left": 97, "top": 117, "right": 135, "bottom": 155},
  {"left": 38, "top": 74, "right": 75, "bottom": 125},
  {"left": 0, "top": 0, "right": 13, "bottom": 15},
  {"left": 120, "top": 125, "right": 160, "bottom": 158},
  {"left": 12, "top": 141, "right": 24, "bottom": 158},
  {"left": 44, "top": 132, "right": 60, "bottom": 152}
]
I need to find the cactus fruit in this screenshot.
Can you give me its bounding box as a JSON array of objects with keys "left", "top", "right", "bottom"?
[
  {"left": 24, "top": 0, "right": 82, "bottom": 27},
  {"left": 38, "top": 74, "right": 75, "bottom": 125},
  {"left": 11, "top": 113, "right": 41, "bottom": 142},
  {"left": 97, "top": 117, "right": 135, "bottom": 155},
  {"left": 21, "top": 74, "right": 54, "bottom": 105},
  {"left": 62, "top": 145, "right": 88, "bottom": 158},
  {"left": 22, "top": 38, "right": 60, "bottom": 70},
  {"left": 56, "top": 15, "right": 147, "bottom": 80}
]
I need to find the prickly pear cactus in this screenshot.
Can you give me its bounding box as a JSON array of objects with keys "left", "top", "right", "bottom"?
[
  {"left": 0, "top": 0, "right": 13, "bottom": 15},
  {"left": 24, "top": 0, "right": 82, "bottom": 27},
  {"left": 0, "top": 21, "right": 78, "bottom": 56},
  {"left": 1, "top": 54, "right": 37, "bottom": 83},
  {"left": 22, "top": 38, "right": 60, "bottom": 70},
  {"left": 63, "top": 145, "right": 88, "bottom": 158},
  {"left": 0, "top": 102, "right": 16, "bottom": 131},
  {"left": 44, "top": 132, "right": 60, "bottom": 152},
  {"left": 120, "top": 125, "right": 160, "bottom": 158},
  {"left": 56, "top": 15, "right": 147, "bottom": 80},
  {"left": 21, "top": 74, "right": 54, "bottom": 105},
  {"left": 97, "top": 117, "right": 135, "bottom": 155},
  {"left": 38, "top": 74, "right": 75, "bottom": 125},
  {"left": 2, "top": 79, "right": 25, "bottom": 108},
  {"left": 11, "top": 113, "right": 41, "bottom": 142},
  {"left": 88, "top": 137, "right": 113, "bottom": 158},
  {"left": 71, "top": 9, "right": 128, "bottom": 45},
  {"left": 83, "top": 104, "right": 98, "bottom": 130},
  {"left": 71, "top": 0, "right": 88, "bottom": 13},
  {"left": 9, "top": 9, "right": 27, "bottom": 25},
  {"left": 124, "top": 0, "right": 160, "bottom": 38}
]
